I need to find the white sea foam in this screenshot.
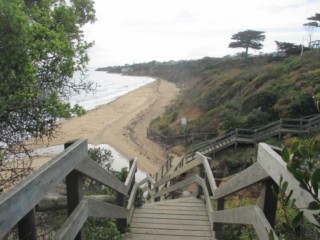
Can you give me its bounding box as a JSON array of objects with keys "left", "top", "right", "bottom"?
[{"left": 70, "top": 71, "right": 155, "bottom": 111}]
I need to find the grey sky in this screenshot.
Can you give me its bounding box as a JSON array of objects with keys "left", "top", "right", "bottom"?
[{"left": 83, "top": 0, "right": 320, "bottom": 68}]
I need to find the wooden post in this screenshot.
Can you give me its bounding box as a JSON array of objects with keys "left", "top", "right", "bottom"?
[
  {"left": 197, "top": 165, "right": 205, "bottom": 198},
  {"left": 65, "top": 140, "right": 85, "bottom": 240},
  {"left": 234, "top": 129, "right": 238, "bottom": 150},
  {"left": 309, "top": 119, "right": 312, "bottom": 134},
  {"left": 279, "top": 119, "right": 282, "bottom": 139},
  {"left": 18, "top": 209, "right": 37, "bottom": 240},
  {"left": 259, "top": 179, "right": 279, "bottom": 227},
  {"left": 214, "top": 198, "right": 225, "bottom": 240},
  {"left": 128, "top": 159, "right": 135, "bottom": 194}
]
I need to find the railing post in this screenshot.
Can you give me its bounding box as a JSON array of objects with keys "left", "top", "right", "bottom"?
[
  {"left": 65, "top": 140, "right": 85, "bottom": 240},
  {"left": 18, "top": 209, "right": 37, "bottom": 240},
  {"left": 259, "top": 179, "right": 279, "bottom": 228},
  {"left": 234, "top": 129, "right": 238, "bottom": 150},
  {"left": 279, "top": 119, "right": 282, "bottom": 139},
  {"left": 214, "top": 198, "right": 225, "bottom": 240},
  {"left": 117, "top": 159, "right": 135, "bottom": 231},
  {"left": 254, "top": 129, "right": 257, "bottom": 146},
  {"left": 309, "top": 119, "right": 312, "bottom": 134},
  {"left": 197, "top": 165, "right": 205, "bottom": 198}
]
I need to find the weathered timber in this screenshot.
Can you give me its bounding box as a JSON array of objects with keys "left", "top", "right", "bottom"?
[
  {"left": 65, "top": 141, "right": 84, "bottom": 240},
  {"left": 130, "top": 222, "right": 211, "bottom": 231},
  {"left": 36, "top": 195, "right": 115, "bottom": 212},
  {"left": 259, "top": 178, "right": 279, "bottom": 227},
  {"left": 127, "top": 196, "right": 214, "bottom": 240},
  {"left": 212, "top": 205, "right": 278, "bottom": 240},
  {"left": 18, "top": 209, "right": 37, "bottom": 240},
  {"left": 213, "top": 162, "right": 269, "bottom": 199},
  {"left": 0, "top": 139, "right": 88, "bottom": 239},
  {"left": 55, "top": 200, "right": 88, "bottom": 240},
  {"left": 88, "top": 199, "right": 128, "bottom": 219},
  {"left": 76, "top": 156, "right": 127, "bottom": 195},
  {"left": 126, "top": 234, "right": 214, "bottom": 240},
  {"left": 195, "top": 152, "right": 217, "bottom": 194}
]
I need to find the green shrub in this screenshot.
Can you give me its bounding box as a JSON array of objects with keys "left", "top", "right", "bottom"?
[{"left": 241, "top": 91, "right": 277, "bottom": 114}]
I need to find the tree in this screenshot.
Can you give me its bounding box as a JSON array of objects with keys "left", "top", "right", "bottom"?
[
  {"left": 304, "top": 13, "right": 320, "bottom": 47},
  {"left": 275, "top": 41, "right": 302, "bottom": 55},
  {"left": 0, "top": 0, "right": 96, "bottom": 188},
  {"left": 228, "top": 30, "right": 265, "bottom": 60}
]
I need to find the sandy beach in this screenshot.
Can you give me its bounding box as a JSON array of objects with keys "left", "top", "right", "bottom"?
[{"left": 33, "top": 79, "right": 179, "bottom": 174}]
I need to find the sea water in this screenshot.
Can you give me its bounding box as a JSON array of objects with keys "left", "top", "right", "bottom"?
[{"left": 69, "top": 70, "right": 155, "bottom": 111}]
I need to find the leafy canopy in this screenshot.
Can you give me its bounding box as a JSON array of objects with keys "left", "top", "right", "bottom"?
[
  {"left": 0, "top": 0, "right": 95, "bottom": 184},
  {"left": 228, "top": 30, "right": 265, "bottom": 60}
]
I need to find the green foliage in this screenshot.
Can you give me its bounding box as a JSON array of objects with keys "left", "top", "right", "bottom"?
[
  {"left": 88, "top": 147, "right": 114, "bottom": 172},
  {"left": 85, "top": 218, "right": 122, "bottom": 240},
  {"left": 229, "top": 30, "right": 266, "bottom": 60},
  {"left": 222, "top": 197, "right": 258, "bottom": 239},
  {"left": 0, "top": 0, "right": 95, "bottom": 158},
  {"left": 117, "top": 167, "right": 129, "bottom": 183},
  {"left": 134, "top": 187, "right": 145, "bottom": 208},
  {"left": 116, "top": 167, "right": 145, "bottom": 208},
  {"left": 275, "top": 41, "right": 302, "bottom": 55},
  {"left": 272, "top": 139, "right": 320, "bottom": 239},
  {"left": 282, "top": 139, "right": 320, "bottom": 206}
]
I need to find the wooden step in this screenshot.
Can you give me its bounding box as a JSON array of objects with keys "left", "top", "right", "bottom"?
[{"left": 126, "top": 196, "right": 214, "bottom": 240}]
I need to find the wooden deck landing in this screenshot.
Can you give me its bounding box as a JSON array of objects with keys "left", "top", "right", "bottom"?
[{"left": 125, "top": 196, "right": 214, "bottom": 240}]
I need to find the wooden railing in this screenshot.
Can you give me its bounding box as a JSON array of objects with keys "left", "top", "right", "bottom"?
[
  {"left": 0, "top": 139, "right": 154, "bottom": 240},
  {"left": 151, "top": 143, "right": 320, "bottom": 240},
  {"left": 162, "top": 114, "right": 320, "bottom": 177}
]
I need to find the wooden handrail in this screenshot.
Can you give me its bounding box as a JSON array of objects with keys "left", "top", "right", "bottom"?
[
  {"left": 168, "top": 114, "right": 320, "bottom": 175},
  {"left": 0, "top": 139, "right": 145, "bottom": 239},
  {"left": 55, "top": 199, "right": 128, "bottom": 240},
  {"left": 0, "top": 139, "right": 88, "bottom": 238},
  {"left": 212, "top": 206, "right": 279, "bottom": 240},
  {"left": 152, "top": 142, "right": 320, "bottom": 239}
]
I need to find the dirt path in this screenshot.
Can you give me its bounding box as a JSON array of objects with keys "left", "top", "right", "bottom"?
[{"left": 33, "top": 79, "right": 179, "bottom": 174}]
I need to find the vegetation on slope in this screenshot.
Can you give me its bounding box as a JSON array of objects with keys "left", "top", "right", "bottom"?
[{"left": 101, "top": 51, "right": 320, "bottom": 141}]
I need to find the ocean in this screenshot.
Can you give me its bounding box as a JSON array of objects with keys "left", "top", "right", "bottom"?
[{"left": 70, "top": 70, "right": 155, "bottom": 110}]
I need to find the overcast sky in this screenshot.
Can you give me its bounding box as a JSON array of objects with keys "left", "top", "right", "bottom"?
[{"left": 82, "top": 0, "right": 320, "bottom": 69}]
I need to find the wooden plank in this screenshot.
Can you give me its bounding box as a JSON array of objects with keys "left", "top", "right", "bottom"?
[
  {"left": 55, "top": 200, "right": 88, "bottom": 240},
  {"left": 131, "top": 222, "right": 211, "bottom": 231},
  {"left": 0, "top": 139, "right": 88, "bottom": 238},
  {"left": 155, "top": 159, "right": 202, "bottom": 187},
  {"left": 87, "top": 199, "right": 128, "bottom": 219},
  {"left": 134, "top": 208, "right": 207, "bottom": 216},
  {"left": 257, "top": 143, "right": 320, "bottom": 227},
  {"left": 213, "top": 162, "right": 269, "bottom": 199},
  {"left": 141, "top": 205, "right": 206, "bottom": 211},
  {"left": 154, "top": 175, "right": 197, "bottom": 198},
  {"left": 18, "top": 209, "right": 37, "bottom": 240},
  {"left": 133, "top": 213, "right": 208, "bottom": 221},
  {"left": 66, "top": 169, "right": 84, "bottom": 240},
  {"left": 130, "top": 228, "right": 212, "bottom": 237},
  {"left": 195, "top": 152, "right": 217, "bottom": 194},
  {"left": 143, "top": 202, "right": 204, "bottom": 207},
  {"left": 125, "top": 158, "right": 137, "bottom": 187},
  {"left": 76, "top": 156, "right": 128, "bottom": 195},
  {"left": 125, "top": 234, "right": 214, "bottom": 240},
  {"left": 131, "top": 217, "right": 210, "bottom": 226},
  {"left": 212, "top": 205, "right": 278, "bottom": 240}
]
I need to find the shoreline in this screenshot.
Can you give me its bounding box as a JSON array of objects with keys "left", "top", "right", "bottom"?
[{"left": 31, "top": 79, "right": 179, "bottom": 174}]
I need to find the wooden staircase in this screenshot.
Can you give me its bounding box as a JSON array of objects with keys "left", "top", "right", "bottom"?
[
  {"left": 126, "top": 196, "right": 214, "bottom": 240},
  {"left": 154, "top": 114, "right": 320, "bottom": 179}
]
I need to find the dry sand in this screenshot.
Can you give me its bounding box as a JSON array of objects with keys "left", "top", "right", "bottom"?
[{"left": 32, "top": 79, "right": 179, "bottom": 174}]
